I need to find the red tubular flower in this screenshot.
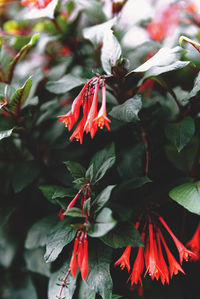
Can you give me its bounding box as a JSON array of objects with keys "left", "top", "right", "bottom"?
[
  {"left": 58, "top": 76, "right": 110, "bottom": 143},
  {"left": 159, "top": 229, "right": 185, "bottom": 278},
  {"left": 70, "top": 237, "right": 79, "bottom": 277},
  {"left": 145, "top": 223, "right": 160, "bottom": 278},
  {"left": 67, "top": 187, "right": 84, "bottom": 210},
  {"left": 186, "top": 222, "right": 200, "bottom": 261},
  {"left": 128, "top": 232, "right": 145, "bottom": 287},
  {"left": 94, "top": 83, "right": 111, "bottom": 130},
  {"left": 80, "top": 239, "right": 89, "bottom": 280},
  {"left": 115, "top": 246, "right": 131, "bottom": 272},
  {"left": 78, "top": 239, "right": 84, "bottom": 268},
  {"left": 156, "top": 231, "right": 169, "bottom": 284},
  {"left": 159, "top": 216, "right": 195, "bottom": 264},
  {"left": 84, "top": 80, "right": 99, "bottom": 136},
  {"left": 21, "top": 0, "right": 52, "bottom": 9},
  {"left": 58, "top": 208, "right": 65, "bottom": 221}
]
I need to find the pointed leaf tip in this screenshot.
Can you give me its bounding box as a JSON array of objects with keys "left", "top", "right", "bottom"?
[{"left": 179, "top": 35, "right": 200, "bottom": 53}]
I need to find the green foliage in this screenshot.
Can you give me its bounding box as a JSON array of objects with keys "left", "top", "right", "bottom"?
[
  {"left": 169, "top": 182, "right": 200, "bottom": 215},
  {"left": 1, "top": 1, "right": 200, "bottom": 299}
]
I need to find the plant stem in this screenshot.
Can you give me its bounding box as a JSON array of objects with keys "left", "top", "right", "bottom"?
[{"left": 58, "top": 268, "right": 71, "bottom": 299}]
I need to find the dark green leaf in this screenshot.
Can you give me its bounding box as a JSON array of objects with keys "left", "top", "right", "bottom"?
[
  {"left": 165, "top": 117, "right": 195, "bottom": 152},
  {"left": 92, "top": 185, "right": 116, "bottom": 214},
  {"left": 169, "top": 181, "right": 200, "bottom": 215},
  {"left": 101, "top": 222, "right": 143, "bottom": 249},
  {"left": 88, "top": 208, "right": 117, "bottom": 238},
  {"left": 165, "top": 137, "right": 199, "bottom": 173},
  {"left": 119, "top": 176, "right": 152, "bottom": 190},
  {"left": 0, "top": 82, "right": 15, "bottom": 99},
  {"left": 25, "top": 215, "right": 58, "bottom": 249},
  {"left": 0, "top": 206, "right": 15, "bottom": 228},
  {"left": 44, "top": 219, "right": 77, "bottom": 262},
  {"left": 64, "top": 161, "right": 86, "bottom": 180},
  {"left": 24, "top": 248, "right": 51, "bottom": 277},
  {"left": 46, "top": 74, "right": 84, "bottom": 94},
  {"left": 87, "top": 143, "right": 116, "bottom": 183},
  {"left": 48, "top": 262, "right": 77, "bottom": 299},
  {"left": 112, "top": 295, "right": 122, "bottom": 299},
  {"left": 86, "top": 243, "right": 113, "bottom": 299},
  {"left": 101, "top": 29, "right": 122, "bottom": 74},
  {"left": 83, "top": 198, "right": 91, "bottom": 216},
  {"left": 64, "top": 207, "right": 84, "bottom": 218},
  {"left": 78, "top": 280, "right": 96, "bottom": 299},
  {"left": 39, "top": 185, "right": 75, "bottom": 203},
  {"left": 109, "top": 95, "right": 142, "bottom": 123},
  {"left": 7, "top": 76, "right": 32, "bottom": 115},
  {"left": 11, "top": 160, "right": 40, "bottom": 193},
  {"left": 6, "top": 33, "right": 39, "bottom": 83}
]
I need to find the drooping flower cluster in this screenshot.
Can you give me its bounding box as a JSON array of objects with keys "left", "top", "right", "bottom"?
[
  {"left": 186, "top": 221, "right": 200, "bottom": 262},
  {"left": 21, "top": 0, "right": 52, "bottom": 9},
  {"left": 115, "top": 213, "right": 195, "bottom": 293},
  {"left": 70, "top": 231, "right": 89, "bottom": 280},
  {"left": 58, "top": 76, "right": 111, "bottom": 144},
  {"left": 58, "top": 183, "right": 91, "bottom": 284}
]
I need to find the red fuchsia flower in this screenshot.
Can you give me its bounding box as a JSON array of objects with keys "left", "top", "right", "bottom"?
[
  {"left": 115, "top": 246, "right": 131, "bottom": 272},
  {"left": 80, "top": 238, "right": 89, "bottom": 280},
  {"left": 58, "top": 76, "right": 111, "bottom": 144},
  {"left": 21, "top": 0, "right": 52, "bottom": 9},
  {"left": 159, "top": 229, "right": 185, "bottom": 279},
  {"left": 128, "top": 232, "right": 145, "bottom": 287},
  {"left": 94, "top": 82, "right": 111, "bottom": 130},
  {"left": 144, "top": 223, "right": 160, "bottom": 279},
  {"left": 156, "top": 230, "right": 169, "bottom": 285},
  {"left": 159, "top": 216, "right": 196, "bottom": 264},
  {"left": 186, "top": 222, "right": 200, "bottom": 261},
  {"left": 58, "top": 208, "right": 65, "bottom": 221},
  {"left": 70, "top": 236, "right": 79, "bottom": 277},
  {"left": 147, "top": 4, "right": 180, "bottom": 41}
]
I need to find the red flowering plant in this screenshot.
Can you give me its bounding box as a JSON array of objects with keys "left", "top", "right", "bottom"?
[{"left": 1, "top": 1, "right": 200, "bottom": 299}]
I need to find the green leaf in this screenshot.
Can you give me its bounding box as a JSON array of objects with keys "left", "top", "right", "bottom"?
[
  {"left": 85, "top": 243, "right": 113, "bottom": 299},
  {"left": 165, "top": 117, "right": 195, "bottom": 152},
  {"left": 64, "top": 161, "right": 86, "bottom": 180},
  {"left": 44, "top": 219, "right": 77, "bottom": 262},
  {"left": 0, "top": 82, "right": 15, "bottom": 99},
  {"left": 0, "top": 128, "right": 14, "bottom": 141},
  {"left": 119, "top": 176, "right": 152, "bottom": 190},
  {"left": 64, "top": 207, "right": 85, "bottom": 218},
  {"left": 101, "top": 29, "right": 122, "bottom": 75},
  {"left": 83, "top": 17, "right": 117, "bottom": 46},
  {"left": 165, "top": 137, "right": 199, "bottom": 173},
  {"left": 11, "top": 160, "right": 40, "bottom": 193},
  {"left": 83, "top": 198, "right": 91, "bottom": 216},
  {"left": 6, "top": 33, "right": 39, "bottom": 83},
  {"left": 112, "top": 295, "right": 122, "bottom": 299},
  {"left": 109, "top": 95, "right": 142, "bottom": 123},
  {"left": 88, "top": 208, "right": 117, "bottom": 238},
  {"left": 78, "top": 280, "right": 96, "bottom": 299},
  {"left": 46, "top": 74, "right": 84, "bottom": 94},
  {"left": 7, "top": 77, "right": 32, "bottom": 115},
  {"left": 0, "top": 205, "right": 15, "bottom": 228},
  {"left": 169, "top": 181, "right": 200, "bottom": 215},
  {"left": 101, "top": 222, "right": 143, "bottom": 249},
  {"left": 39, "top": 185, "right": 75, "bottom": 203},
  {"left": 24, "top": 248, "right": 51, "bottom": 277},
  {"left": 48, "top": 262, "right": 77, "bottom": 299},
  {"left": 127, "top": 46, "right": 189, "bottom": 79},
  {"left": 25, "top": 215, "right": 58, "bottom": 249},
  {"left": 92, "top": 185, "right": 116, "bottom": 214},
  {"left": 77, "top": 0, "right": 106, "bottom": 22},
  {"left": 87, "top": 143, "right": 116, "bottom": 183}
]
